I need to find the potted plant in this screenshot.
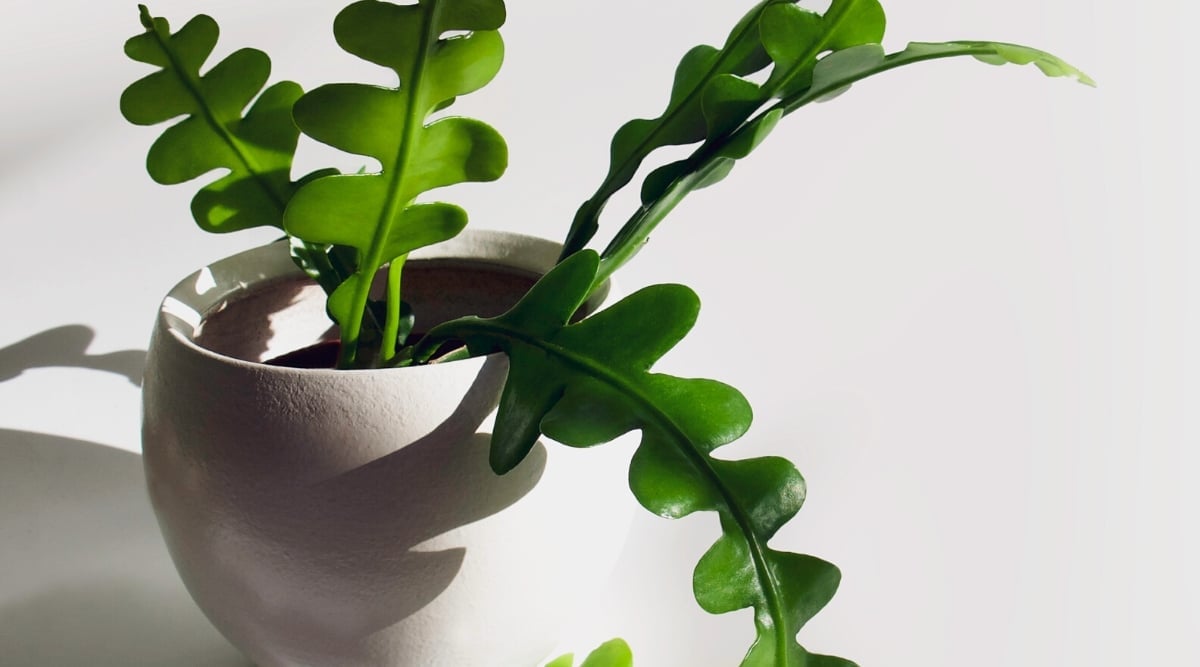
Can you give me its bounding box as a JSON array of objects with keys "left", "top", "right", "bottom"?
[{"left": 123, "top": 1, "right": 1091, "bottom": 665}]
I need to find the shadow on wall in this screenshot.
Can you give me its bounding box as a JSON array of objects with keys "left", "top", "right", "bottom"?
[
  {"left": 0, "top": 429, "right": 249, "bottom": 667},
  {"left": 0, "top": 325, "right": 146, "bottom": 386}
]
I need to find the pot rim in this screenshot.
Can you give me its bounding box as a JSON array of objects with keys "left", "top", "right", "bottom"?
[{"left": 154, "top": 229, "right": 609, "bottom": 377}]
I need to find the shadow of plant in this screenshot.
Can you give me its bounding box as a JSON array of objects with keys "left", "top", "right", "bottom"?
[
  {"left": 0, "top": 325, "right": 146, "bottom": 386},
  {"left": 142, "top": 352, "right": 546, "bottom": 663},
  {"left": 0, "top": 429, "right": 248, "bottom": 667}
]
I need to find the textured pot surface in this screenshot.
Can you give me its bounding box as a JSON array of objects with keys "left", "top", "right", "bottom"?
[{"left": 142, "top": 230, "right": 633, "bottom": 667}]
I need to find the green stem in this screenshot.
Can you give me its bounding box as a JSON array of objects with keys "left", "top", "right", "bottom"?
[
  {"left": 338, "top": 1, "right": 442, "bottom": 369},
  {"left": 381, "top": 256, "right": 408, "bottom": 364}
]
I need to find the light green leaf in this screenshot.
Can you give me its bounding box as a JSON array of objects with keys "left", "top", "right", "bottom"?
[
  {"left": 580, "top": 639, "right": 634, "bottom": 667},
  {"left": 285, "top": 0, "right": 508, "bottom": 367},
  {"left": 782, "top": 40, "right": 1094, "bottom": 114},
  {"left": 545, "top": 638, "right": 634, "bottom": 667},
  {"left": 121, "top": 6, "right": 303, "bottom": 232}
]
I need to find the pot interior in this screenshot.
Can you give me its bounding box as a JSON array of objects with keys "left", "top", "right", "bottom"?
[{"left": 194, "top": 259, "right": 541, "bottom": 364}]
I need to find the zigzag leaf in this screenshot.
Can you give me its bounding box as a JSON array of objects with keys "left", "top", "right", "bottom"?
[
  {"left": 779, "top": 40, "right": 1095, "bottom": 114},
  {"left": 559, "top": 0, "right": 788, "bottom": 259},
  {"left": 759, "top": 0, "right": 886, "bottom": 99},
  {"left": 120, "top": 5, "right": 303, "bottom": 233},
  {"left": 421, "top": 252, "right": 853, "bottom": 667},
  {"left": 594, "top": 3, "right": 1090, "bottom": 291},
  {"left": 285, "top": 0, "right": 508, "bottom": 367}
]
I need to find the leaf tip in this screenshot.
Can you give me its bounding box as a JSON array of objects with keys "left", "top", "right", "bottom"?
[{"left": 137, "top": 4, "right": 153, "bottom": 30}]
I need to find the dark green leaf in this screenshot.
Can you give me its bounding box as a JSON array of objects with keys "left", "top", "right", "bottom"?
[
  {"left": 422, "top": 252, "right": 852, "bottom": 666},
  {"left": 560, "top": 0, "right": 786, "bottom": 258},
  {"left": 760, "top": 0, "right": 886, "bottom": 99}
]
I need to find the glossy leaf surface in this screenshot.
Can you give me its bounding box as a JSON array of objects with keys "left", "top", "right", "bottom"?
[
  {"left": 284, "top": 0, "right": 508, "bottom": 366},
  {"left": 120, "top": 5, "right": 302, "bottom": 232},
  {"left": 591, "top": 3, "right": 1091, "bottom": 290},
  {"left": 422, "top": 252, "right": 852, "bottom": 667},
  {"left": 559, "top": 0, "right": 786, "bottom": 258}
]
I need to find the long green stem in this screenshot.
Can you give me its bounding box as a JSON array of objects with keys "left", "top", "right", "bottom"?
[
  {"left": 381, "top": 256, "right": 407, "bottom": 364},
  {"left": 338, "top": 2, "right": 442, "bottom": 369}
]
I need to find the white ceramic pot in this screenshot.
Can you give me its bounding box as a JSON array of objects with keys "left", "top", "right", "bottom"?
[{"left": 142, "top": 230, "right": 634, "bottom": 667}]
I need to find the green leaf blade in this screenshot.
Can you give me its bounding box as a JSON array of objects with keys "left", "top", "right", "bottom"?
[
  {"left": 120, "top": 69, "right": 197, "bottom": 125},
  {"left": 783, "top": 40, "right": 1094, "bottom": 115},
  {"left": 422, "top": 253, "right": 847, "bottom": 665},
  {"left": 713, "top": 457, "right": 805, "bottom": 537},
  {"left": 412, "top": 117, "right": 508, "bottom": 192},
  {"left": 761, "top": 0, "right": 886, "bottom": 99},
  {"left": 560, "top": 0, "right": 784, "bottom": 257},
  {"left": 546, "top": 639, "right": 635, "bottom": 667},
  {"left": 198, "top": 47, "right": 271, "bottom": 120},
  {"left": 292, "top": 84, "right": 406, "bottom": 164},
  {"left": 286, "top": 0, "right": 508, "bottom": 367},
  {"left": 579, "top": 638, "right": 634, "bottom": 667},
  {"left": 285, "top": 175, "right": 389, "bottom": 250},
  {"left": 491, "top": 352, "right": 564, "bottom": 473},
  {"left": 557, "top": 284, "right": 699, "bottom": 373},
  {"left": 121, "top": 7, "right": 303, "bottom": 232},
  {"left": 542, "top": 379, "right": 639, "bottom": 448},
  {"left": 629, "top": 431, "right": 723, "bottom": 520}
]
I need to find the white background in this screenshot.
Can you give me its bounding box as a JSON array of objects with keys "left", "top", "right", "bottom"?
[{"left": 1, "top": 1, "right": 1196, "bottom": 665}]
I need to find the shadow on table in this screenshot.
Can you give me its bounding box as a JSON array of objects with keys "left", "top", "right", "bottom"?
[
  {"left": 0, "top": 429, "right": 250, "bottom": 667},
  {"left": 0, "top": 325, "right": 145, "bottom": 386}
]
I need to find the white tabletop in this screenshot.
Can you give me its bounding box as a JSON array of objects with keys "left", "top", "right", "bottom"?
[{"left": 2, "top": 1, "right": 1196, "bottom": 665}]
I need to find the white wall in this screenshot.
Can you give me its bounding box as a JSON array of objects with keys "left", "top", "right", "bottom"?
[{"left": 1, "top": 1, "right": 1194, "bottom": 665}]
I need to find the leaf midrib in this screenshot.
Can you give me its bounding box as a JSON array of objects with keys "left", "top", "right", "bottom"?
[
  {"left": 571, "top": 0, "right": 780, "bottom": 241},
  {"left": 762, "top": 0, "right": 863, "bottom": 100},
  {"left": 341, "top": 0, "right": 442, "bottom": 367},
  {"left": 453, "top": 317, "right": 795, "bottom": 665},
  {"left": 145, "top": 19, "right": 288, "bottom": 213}
]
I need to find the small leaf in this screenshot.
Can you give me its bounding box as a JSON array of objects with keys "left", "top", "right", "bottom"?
[
  {"left": 579, "top": 638, "right": 634, "bottom": 667},
  {"left": 121, "top": 9, "right": 302, "bottom": 232},
  {"left": 326, "top": 275, "right": 363, "bottom": 332},
  {"left": 546, "top": 639, "right": 635, "bottom": 667}
]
